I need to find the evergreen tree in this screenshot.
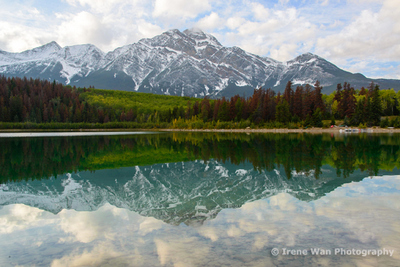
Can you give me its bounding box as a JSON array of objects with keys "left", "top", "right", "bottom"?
[
  {"left": 303, "top": 84, "right": 313, "bottom": 118},
  {"left": 351, "top": 99, "right": 366, "bottom": 126},
  {"left": 200, "top": 98, "right": 210, "bottom": 122},
  {"left": 217, "top": 100, "right": 229, "bottom": 121},
  {"left": 262, "top": 88, "right": 275, "bottom": 121},
  {"left": 312, "top": 108, "right": 323, "bottom": 127},
  {"left": 293, "top": 86, "right": 304, "bottom": 120},
  {"left": 283, "top": 81, "right": 293, "bottom": 115},
  {"left": 276, "top": 99, "right": 290, "bottom": 124},
  {"left": 338, "top": 82, "right": 356, "bottom": 119},
  {"left": 313, "top": 80, "right": 325, "bottom": 113},
  {"left": 235, "top": 98, "right": 244, "bottom": 121},
  {"left": 369, "top": 83, "right": 382, "bottom": 125}
]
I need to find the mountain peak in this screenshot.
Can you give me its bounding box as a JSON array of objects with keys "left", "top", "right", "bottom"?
[
  {"left": 46, "top": 41, "right": 61, "bottom": 48},
  {"left": 183, "top": 28, "right": 222, "bottom": 47},
  {"left": 184, "top": 27, "right": 205, "bottom": 36},
  {"left": 34, "top": 41, "right": 62, "bottom": 52},
  {"left": 286, "top": 52, "right": 324, "bottom": 65},
  {"left": 63, "top": 43, "right": 103, "bottom": 54},
  {"left": 19, "top": 41, "right": 61, "bottom": 57},
  {"left": 9, "top": 41, "right": 62, "bottom": 61},
  {"left": 163, "top": 29, "right": 184, "bottom": 37},
  {"left": 296, "top": 52, "right": 317, "bottom": 60}
]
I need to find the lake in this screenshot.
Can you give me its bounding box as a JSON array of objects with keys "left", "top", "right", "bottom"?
[{"left": 0, "top": 132, "right": 399, "bottom": 266}]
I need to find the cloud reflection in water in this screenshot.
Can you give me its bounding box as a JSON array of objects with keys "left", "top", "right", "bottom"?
[{"left": 0, "top": 176, "right": 399, "bottom": 266}]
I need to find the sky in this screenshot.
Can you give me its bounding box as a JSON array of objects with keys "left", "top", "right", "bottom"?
[{"left": 0, "top": 0, "right": 399, "bottom": 79}]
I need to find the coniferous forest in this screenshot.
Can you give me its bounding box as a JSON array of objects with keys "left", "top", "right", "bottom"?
[{"left": 0, "top": 75, "right": 399, "bottom": 129}]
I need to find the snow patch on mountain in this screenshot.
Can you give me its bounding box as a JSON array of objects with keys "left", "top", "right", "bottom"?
[
  {"left": 292, "top": 79, "right": 315, "bottom": 86},
  {"left": 215, "top": 78, "right": 229, "bottom": 91},
  {"left": 235, "top": 80, "right": 250, "bottom": 87}
]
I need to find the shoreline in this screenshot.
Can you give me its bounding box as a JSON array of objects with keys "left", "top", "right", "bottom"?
[
  {"left": 161, "top": 127, "right": 400, "bottom": 133},
  {"left": 1, "top": 127, "right": 400, "bottom": 134}
]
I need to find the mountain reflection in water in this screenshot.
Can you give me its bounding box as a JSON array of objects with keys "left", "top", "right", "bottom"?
[
  {"left": 1, "top": 132, "right": 400, "bottom": 225},
  {"left": 0, "top": 132, "right": 400, "bottom": 266}
]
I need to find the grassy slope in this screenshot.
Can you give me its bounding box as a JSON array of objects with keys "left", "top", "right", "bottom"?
[{"left": 79, "top": 88, "right": 204, "bottom": 113}]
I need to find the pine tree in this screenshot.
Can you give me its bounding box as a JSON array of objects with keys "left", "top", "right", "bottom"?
[
  {"left": 312, "top": 108, "right": 323, "bottom": 127},
  {"left": 283, "top": 81, "right": 293, "bottom": 115},
  {"left": 293, "top": 86, "right": 303, "bottom": 120},
  {"left": 218, "top": 99, "right": 229, "bottom": 121},
  {"left": 201, "top": 98, "right": 211, "bottom": 122},
  {"left": 276, "top": 99, "right": 290, "bottom": 124},
  {"left": 313, "top": 80, "right": 325, "bottom": 113},
  {"left": 234, "top": 97, "right": 244, "bottom": 122},
  {"left": 338, "top": 82, "right": 356, "bottom": 119},
  {"left": 262, "top": 88, "right": 275, "bottom": 121},
  {"left": 351, "top": 99, "right": 366, "bottom": 125},
  {"left": 369, "top": 83, "right": 382, "bottom": 125},
  {"left": 303, "top": 84, "right": 313, "bottom": 119}
]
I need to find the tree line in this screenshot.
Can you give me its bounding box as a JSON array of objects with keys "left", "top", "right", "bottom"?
[
  {"left": 179, "top": 80, "right": 387, "bottom": 128},
  {"left": 0, "top": 76, "right": 101, "bottom": 123},
  {"left": 0, "top": 75, "right": 397, "bottom": 128}
]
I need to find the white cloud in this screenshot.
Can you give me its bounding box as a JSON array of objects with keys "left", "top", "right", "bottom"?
[
  {"left": 251, "top": 2, "right": 270, "bottom": 21},
  {"left": 226, "top": 17, "right": 246, "bottom": 30},
  {"left": 0, "top": 2, "right": 55, "bottom": 52},
  {"left": 222, "top": 7, "right": 317, "bottom": 61},
  {"left": 54, "top": 2, "right": 163, "bottom": 52},
  {"left": 64, "top": 0, "right": 127, "bottom": 13},
  {"left": 0, "top": 21, "right": 52, "bottom": 52},
  {"left": 0, "top": 0, "right": 399, "bottom": 77},
  {"left": 195, "top": 12, "right": 224, "bottom": 31},
  {"left": 153, "top": 0, "right": 211, "bottom": 20},
  {"left": 57, "top": 11, "right": 110, "bottom": 47},
  {"left": 316, "top": 0, "right": 400, "bottom": 64}
]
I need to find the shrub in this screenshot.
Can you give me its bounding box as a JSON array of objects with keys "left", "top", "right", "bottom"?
[
  {"left": 380, "top": 118, "right": 389, "bottom": 128},
  {"left": 358, "top": 123, "right": 367, "bottom": 129}
]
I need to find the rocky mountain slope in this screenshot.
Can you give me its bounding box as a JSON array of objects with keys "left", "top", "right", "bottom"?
[{"left": 1, "top": 28, "right": 399, "bottom": 97}]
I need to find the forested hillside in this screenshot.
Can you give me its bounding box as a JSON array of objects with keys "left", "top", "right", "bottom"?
[
  {"left": 0, "top": 76, "right": 399, "bottom": 129},
  {"left": 0, "top": 76, "right": 200, "bottom": 128}
]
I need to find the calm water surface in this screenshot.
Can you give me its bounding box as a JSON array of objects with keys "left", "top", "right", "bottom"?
[{"left": 0, "top": 132, "right": 399, "bottom": 266}]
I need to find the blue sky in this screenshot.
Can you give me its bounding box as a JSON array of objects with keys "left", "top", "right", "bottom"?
[{"left": 0, "top": 0, "right": 399, "bottom": 79}]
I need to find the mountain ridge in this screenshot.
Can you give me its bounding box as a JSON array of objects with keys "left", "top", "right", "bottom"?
[{"left": 1, "top": 28, "right": 399, "bottom": 97}]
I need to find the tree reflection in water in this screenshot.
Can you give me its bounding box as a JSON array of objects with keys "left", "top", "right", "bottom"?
[{"left": 1, "top": 132, "right": 399, "bottom": 183}]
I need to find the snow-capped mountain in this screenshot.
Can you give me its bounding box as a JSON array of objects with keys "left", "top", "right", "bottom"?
[
  {"left": 1, "top": 28, "right": 399, "bottom": 96},
  {"left": 0, "top": 41, "right": 105, "bottom": 84},
  {"left": 0, "top": 160, "right": 375, "bottom": 225}
]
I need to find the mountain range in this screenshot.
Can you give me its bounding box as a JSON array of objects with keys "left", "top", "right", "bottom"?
[{"left": 1, "top": 28, "right": 399, "bottom": 97}]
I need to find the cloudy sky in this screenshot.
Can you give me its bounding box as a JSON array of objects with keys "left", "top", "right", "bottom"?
[{"left": 0, "top": 0, "right": 399, "bottom": 79}]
